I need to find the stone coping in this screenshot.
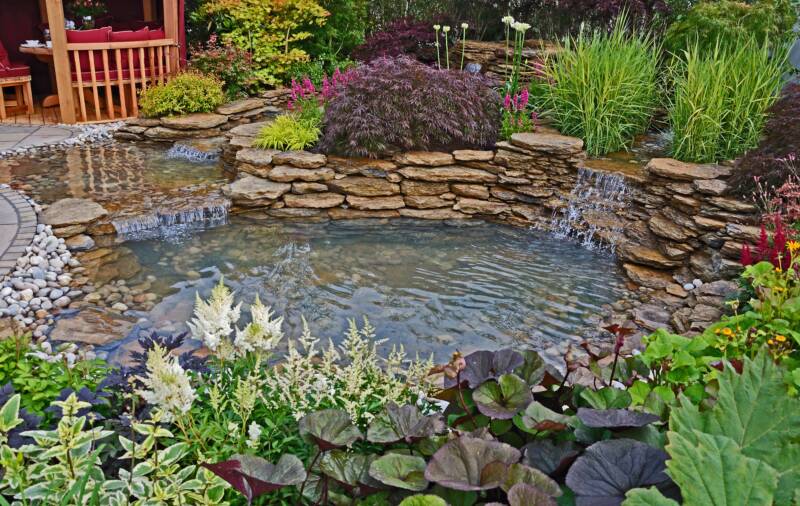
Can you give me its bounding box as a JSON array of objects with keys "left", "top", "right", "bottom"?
[{"left": 0, "top": 187, "right": 37, "bottom": 278}]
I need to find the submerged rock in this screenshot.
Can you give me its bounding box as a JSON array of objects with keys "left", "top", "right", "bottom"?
[{"left": 50, "top": 308, "right": 136, "bottom": 345}]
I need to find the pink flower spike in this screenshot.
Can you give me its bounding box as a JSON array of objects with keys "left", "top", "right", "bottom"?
[{"left": 503, "top": 94, "right": 512, "bottom": 110}]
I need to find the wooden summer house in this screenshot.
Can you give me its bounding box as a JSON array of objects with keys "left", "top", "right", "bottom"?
[{"left": 0, "top": 0, "right": 186, "bottom": 124}]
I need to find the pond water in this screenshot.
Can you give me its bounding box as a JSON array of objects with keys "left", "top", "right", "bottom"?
[{"left": 102, "top": 218, "right": 627, "bottom": 363}]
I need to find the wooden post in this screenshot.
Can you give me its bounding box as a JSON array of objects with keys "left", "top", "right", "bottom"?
[
  {"left": 45, "top": 0, "right": 76, "bottom": 124},
  {"left": 142, "top": 0, "right": 157, "bottom": 22},
  {"left": 163, "top": 0, "right": 180, "bottom": 73}
]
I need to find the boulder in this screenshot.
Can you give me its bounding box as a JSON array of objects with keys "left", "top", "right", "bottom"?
[
  {"left": 693, "top": 179, "right": 728, "bottom": 195},
  {"left": 50, "top": 308, "right": 136, "bottom": 346},
  {"left": 453, "top": 150, "right": 495, "bottom": 162},
  {"left": 284, "top": 193, "right": 345, "bottom": 208},
  {"left": 404, "top": 195, "right": 452, "bottom": 209},
  {"left": 623, "top": 263, "right": 675, "bottom": 289},
  {"left": 65, "top": 234, "right": 95, "bottom": 251},
  {"left": 393, "top": 151, "right": 455, "bottom": 167},
  {"left": 346, "top": 195, "right": 405, "bottom": 210},
  {"left": 454, "top": 198, "right": 510, "bottom": 215},
  {"left": 216, "top": 98, "right": 267, "bottom": 115},
  {"left": 400, "top": 181, "right": 449, "bottom": 196},
  {"left": 510, "top": 132, "right": 584, "bottom": 155},
  {"left": 617, "top": 243, "right": 682, "bottom": 269},
  {"left": 236, "top": 147, "right": 278, "bottom": 167},
  {"left": 398, "top": 166, "right": 497, "bottom": 183},
  {"left": 222, "top": 176, "right": 291, "bottom": 206},
  {"left": 42, "top": 198, "right": 108, "bottom": 228},
  {"left": 646, "top": 158, "right": 731, "bottom": 181},
  {"left": 272, "top": 151, "right": 327, "bottom": 169},
  {"left": 268, "top": 165, "right": 335, "bottom": 182},
  {"left": 160, "top": 113, "right": 228, "bottom": 130},
  {"left": 328, "top": 177, "right": 401, "bottom": 197}
]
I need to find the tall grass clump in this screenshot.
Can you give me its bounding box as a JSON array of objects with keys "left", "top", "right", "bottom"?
[
  {"left": 668, "top": 40, "right": 787, "bottom": 163},
  {"left": 542, "top": 19, "right": 659, "bottom": 156}
]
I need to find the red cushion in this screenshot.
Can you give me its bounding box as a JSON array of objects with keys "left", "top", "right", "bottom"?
[
  {"left": 0, "top": 63, "right": 31, "bottom": 79},
  {"left": 67, "top": 27, "right": 112, "bottom": 73},
  {"left": 0, "top": 39, "right": 10, "bottom": 68},
  {"left": 149, "top": 28, "right": 166, "bottom": 40},
  {"left": 110, "top": 28, "right": 150, "bottom": 69}
]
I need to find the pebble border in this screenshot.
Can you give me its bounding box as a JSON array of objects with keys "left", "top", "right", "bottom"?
[
  {"left": 0, "top": 186, "right": 37, "bottom": 277},
  {"left": 0, "top": 122, "right": 122, "bottom": 157}
]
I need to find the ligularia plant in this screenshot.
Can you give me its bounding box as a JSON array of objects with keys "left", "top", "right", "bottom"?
[
  {"left": 136, "top": 344, "right": 196, "bottom": 423},
  {"left": 188, "top": 277, "right": 241, "bottom": 358},
  {"left": 234, "top": 295, "right": 284, "bottom": 355}
]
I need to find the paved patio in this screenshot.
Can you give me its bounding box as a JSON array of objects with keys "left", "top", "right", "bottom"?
[
  {"left": 0, "top": 125, "right": 78, "bottom": 152},
  {"left": 0, "top": 187, "right": 37, "bottom": 278}
]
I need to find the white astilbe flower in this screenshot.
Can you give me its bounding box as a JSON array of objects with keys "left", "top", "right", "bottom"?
[
  {"left": 246, "top": 422, "right": 262, "bottom": 448},
  {"left": 502, "top": 15, "right": 515, "bottom": 25},
  {"left": 234, "top": 295, "right": 284, "bottom": 355},
  {"left": 187, "top": 278, "right": 241, "bottom": 358},
  {"left": 136, "top": 344, "right": 196, "bottom": 423}
]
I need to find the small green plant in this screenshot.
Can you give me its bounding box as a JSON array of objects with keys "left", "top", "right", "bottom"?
[
  {"left": 253, "top": 114, "right": 321, "bottom": 151},
  {"left": 139, "top": 71, "right": 225, "bottom": 118},
  {"left": 668, "top": 41, "right": 787, "bottom": 163},
  {"left": 541, "top": 18, "right": 660, "bottom": 156}
]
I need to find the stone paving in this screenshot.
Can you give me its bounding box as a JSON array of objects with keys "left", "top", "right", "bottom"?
[
  {"left": 0, "top": 125, "right": 77, "bottom": 152},
  {"left": 0, "top": 187, "right": 37, "bottom": 278}
]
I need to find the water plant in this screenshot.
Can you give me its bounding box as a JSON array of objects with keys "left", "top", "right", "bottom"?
[
  {"left": 540, "top": 19, "right": 659, "bottom": 156},
  {"left": 668, "top": 40, "right": 787, "bottom": 163}
]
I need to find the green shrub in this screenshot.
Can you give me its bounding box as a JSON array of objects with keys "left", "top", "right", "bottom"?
[
  {"left": 254, "top": 113, "right": 321, "bottom": 151},
  {"left": 668, "top": 41, "right": 786, "bottom": 163},
  {"left": 541, "top": 20, "right": 660, "bottom": 156},
  {"left": 139, "top": 71, "right": 225, "bottom": 118},
  {"left": 664, "top": 0, "right": 796, "bottom": 55}
]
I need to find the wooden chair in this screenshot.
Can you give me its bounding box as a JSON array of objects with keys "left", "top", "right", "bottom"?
[{"left": 0, "top": 41, "right": 34, "bottom": 120}]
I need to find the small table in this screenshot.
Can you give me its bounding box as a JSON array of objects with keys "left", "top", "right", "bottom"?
[{"left": 18, "top": 45, "right": 59, "bottom": 108}]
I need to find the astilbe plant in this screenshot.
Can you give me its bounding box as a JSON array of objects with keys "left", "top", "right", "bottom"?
[
  {"left": 501, "top": 88, "right": 538, "bottom": 140},
  {"left": 319, "top": 56, "right": 501, "bottom": 158}
]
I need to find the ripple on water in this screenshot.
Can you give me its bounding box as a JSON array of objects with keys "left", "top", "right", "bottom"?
[{"left": 96, "top": 218, "right": 627, "bottom": 363}]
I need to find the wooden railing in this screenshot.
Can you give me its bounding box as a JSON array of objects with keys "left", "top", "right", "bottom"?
[{"left": 66, "top": 39, "right": 179, "bottom": 122}]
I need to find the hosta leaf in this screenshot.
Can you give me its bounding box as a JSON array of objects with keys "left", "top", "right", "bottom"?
[
  {"left": 299, "top": 409, "right": 363, "bottom": 450},
  {"left": 521, "top": 439, "right": 582, "bottom": 476},
  {"left": 565, "top": 439, "right": 677, "bottom": 506},
  {"left": 201, "top": 454, "right": 305, "bottom": 502},
  {"left": 665, "top": 430, "right": 778, "bottom": 506},
  {"left": 507, "top": 483, "right": 558, "bottom": 506},
  {"left": 579, "top": 387, "right": 632, "bottom": 409},
  {"left": 369, "top": 453, "right": 428, "bottom": 491},
  {"left": 669, "top": 351, "right": 800, "bottom": 505},
  {"left": 473, "top": 374, "right": 533, "bottom": 419},
  {"left": 399, "top": 495, "right": 448, "bottom": 506},
  {"left": 502, "top": 462, "right": 561, "bottom": 497},
  {"left": 623, "top": 487, "right": 680, "bottom": 506},
  {"left": 424, "top": 435, "right": 521, "bottom": 491},
  {"left": 320, "top": 450, "right": 382, "bottom": 492},
  {"left": 446, "top": 350, "right": 525, "bottom": 388},
  {"left": 367, "top": 403, "right": 446, "bottom": 444},
  {"left": 577, "top": 408, "right": 660, "bottom": 430}
]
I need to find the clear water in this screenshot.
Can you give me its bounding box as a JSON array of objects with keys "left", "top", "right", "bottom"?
[{"left": 106, "top": 218, "right": 627, "bottom": 362}]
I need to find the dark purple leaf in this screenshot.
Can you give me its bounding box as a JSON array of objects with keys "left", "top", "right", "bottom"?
[
  {"left": 202, "top": 454, "right": 306, "bottom": 502},
  {"left": 299, "top": 409, "right": 362, "bottom": 450},
  {"left": 366, "top": 403, "right": 446, "bottom": 444},
  {"left": 445, "top": 350, "right": 525, "bottom": 389},
  {"left": 424, "top": 436, "right": 521, "bottom": 491},
  {"left": 577, "top": 408, "right": 660, "bottom": 430},
  {"left": 521, "top": 439, "right": 582, "bottom": 477}
]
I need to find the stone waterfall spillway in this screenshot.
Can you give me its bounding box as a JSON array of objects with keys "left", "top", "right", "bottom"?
[
  {"left": 550, "top": 168, "right": 630, "bottom": 252},
  {"left": 112, "top": 199, "right": 230, "bottom": 239},
  {"left": 165, "top": 143, "right": 221, "bottom": 163}
]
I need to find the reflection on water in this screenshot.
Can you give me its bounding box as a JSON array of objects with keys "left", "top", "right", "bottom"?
[
  {"left": 107, "top": 218, "right": 627, "bottom": 362},
  {"left": 0, "top": 141, "right": 231, "bottom": 225}
]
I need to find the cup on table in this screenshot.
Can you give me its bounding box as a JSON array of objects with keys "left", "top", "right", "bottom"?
[
  {"left": 46, "top": 41, "right": 52, "bottom": 48},
  {"left": 24, "top": 40, "right": 40, "bottom": 46}
]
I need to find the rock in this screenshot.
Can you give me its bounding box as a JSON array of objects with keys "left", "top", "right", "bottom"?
[
  {"left": 346, "top": 195, "right": 405, "bottom": 210},
  {"left": 510, "top": 132, "right": 584, "bottom": 155},
  {"left": 49, "top": 308, "right": 136, "bottom": 345},
  {"left": 327, "top": 156, "right": 398, "bottom": 175},
  {"left": 51, "top": 224, "right": 87, "bottom": 237},
  {"left": 222, "top": 176, "right": 291, "bottom": 206},
  {"left": 646, "top": 158, "right": 731, "bottom": 181},
  {"left": 393, "top": 152, "right": 455, "bottom": 167},
  {"left": 272, "top": 151, "right": 327, "bottom": 169},
  {"left": 648, "top": 213, "right": 695, "bottom": 241},
  {"left": 693, "top": 216, "right": 727, "bottom": 231},
  {"left": 453, "top": 150, "right": 495, "bottom": 162},
  {"left": 236, "top": 147, "right": 278, "bottom": 167},
  {"left": 404, "top": 195, "right": 452, "bottom": 209},
  {"left": 513, "top": 186, "right": 554, "bottom": 198},
  {"left": 54, "top": 296, "right": 71, "bottom": 307},
  {"left": 451, "top": 184, "right": 490, "bottom": 199},
  {"left": 228, "top": 120, "right": 272, "bottom": 138},
  {"left": 398, "top": 208, "right": 470, "bottom": 220},
  {"left": 617, "top": 243, "right": 682, "bottom": 269},
  {"left": 633, "top": 304, "right": 672, "bottom": 331},
  {"left": 707, "top": 197, "right": 757, "bottom": 214},
  {"left": 510, "top": 204, "right": 540, "bottom": 222},
  {"left": 111, "top": 302, "right": 129, "bottom": 312},
  {"left": 623, "top": 263, "right": 675, "bottom": 289},
  {"left": 690, "top": 304, "right": 722, "bottom": 323},
  {"left": 42, "top": 198, "right": 108, "bottom": 228},
  {"left": 268, "top": 165, "right": 335, "bottom": 182},
  {"left": 400, "top": 181, "right": 449, "bottom": 196},
  {"left": 292, "top": 182, "right": 329, "bottom": 194},
  {"left": 175, "top": 136, "right": 227, "bottom": 156},
  {"left": 328, "top": 209, "right": 400, "bottom": 220},
  {"left": 328, "top": 177, "right": 400, "bottom": 197},
  {"left": 666, "top": 284, "right": 689, "bottom": 298},
  {"left": 398, "top": 166, "right": 497, "bottom": 183},
  {"left": 284, "top": 193, "right": 345, "bottom": 208},
  {"left": 693, "top": 179, "right": 728, "bottom": 195},
  {"left": 216, "top": 98, "right": 266, "bottom": 115},
  {"left": 696, "top": 280, "right": 737, "bottom": 297},
  {"left": 160, "top": 113, "right": 228, "bottom": 130},
  {"left": 65, "top": 234, "right": 95, "bottom": 251},
  {"left": 725, "top": 223, "right": 761, "bottom": 242},
  {"left": 144, "top": 126, "right": 221, "bottom": 140},
  {"left": 265, "top": 208, "right": 325, "bottom": 218},
  {"left": 453, "top": 198, "right": 510, "bottom": 215}
]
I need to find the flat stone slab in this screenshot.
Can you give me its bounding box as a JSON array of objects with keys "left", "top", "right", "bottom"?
[
  {"left": 394, "top": 151, "right": 455, "bottom": 167},
  {"left": 160, "top": 113, "right": 228, "bottom": 130},
  {"left": 228, "top": 121, "right": 272, "bottom": 138},
  {"left": 222, "top": 176, "right": 291, "bottom": 205},
  {"left": 510, "top": 132, "right": 584, "bottom": 154},
  {"left": 41, "top": 198, "right": 108, "bottom": 228},
  {"left": 236, "top": 147, "right": 279, "bottom": 166},
  {"left": 0, "top": 125, "right": 77, "bottom": 152},
  {"left": 646, "top": 158, "right": 731, "bottom": 181},
  {"left": 50, "top": 308, "right": 136, "bottom": 346},
  {"left": 216, "top": 98, "right": 267, "bottom": 115}
]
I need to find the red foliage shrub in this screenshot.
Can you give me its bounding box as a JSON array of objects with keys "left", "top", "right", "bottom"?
[
  {"left": 350, "top": 19, "right": 436, "bottom": 63},
  {"left": 319, "top": 56, "right": 501, "bottom": 158}
]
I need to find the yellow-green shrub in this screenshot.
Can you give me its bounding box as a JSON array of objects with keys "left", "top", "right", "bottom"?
[
  {"left": 139, "top": 72, "right": 225, "bottom": 118},
  {"left": 199, "top": 0, "right": 329, "bottom": 87},
  {"left": 254, "top": 114, "right": 321, "bottom": 150}
]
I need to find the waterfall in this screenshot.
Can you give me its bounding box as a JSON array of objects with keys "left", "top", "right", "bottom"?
[
  {"left": 165, "top": 143, "right": 220, "bottom": 163},
  {"left": 112, "top": 200, "right": 230, "bottom": 239},
  {"left": 550, "top": 168, "right": 629, "bottom": 252}
]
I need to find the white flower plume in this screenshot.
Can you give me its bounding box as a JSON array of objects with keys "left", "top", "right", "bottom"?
[
  {"left": 136, "top": 344, "right": 196, "bottom": 423},
  {"left": 187, "top": 277, "right": 241, "bottom": 353},
  {"left": 234, "top": 295, "right": 284, "bottom": 354}
]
